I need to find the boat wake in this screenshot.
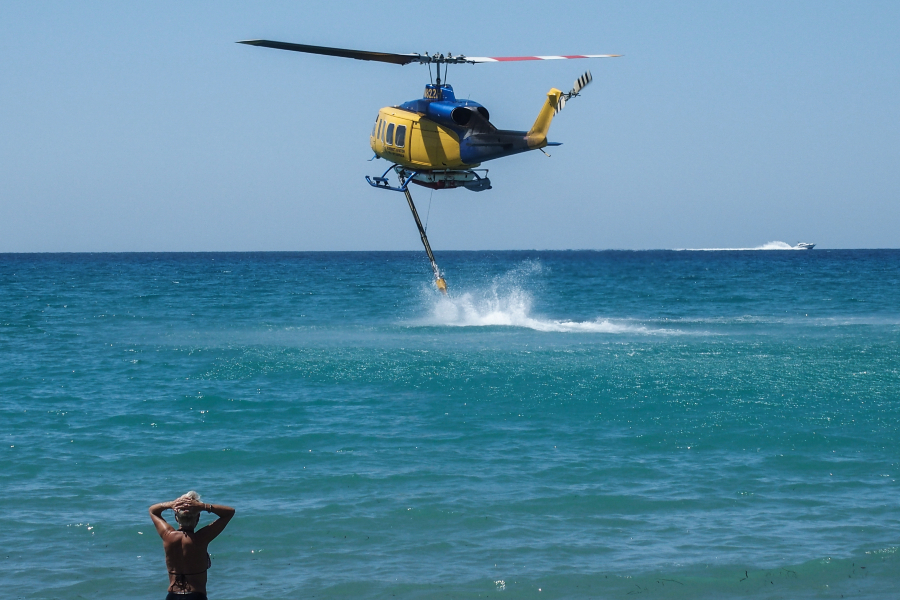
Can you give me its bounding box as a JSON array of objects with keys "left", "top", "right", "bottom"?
[{"left": 680, "top": 241, "right": 802, "bottom": 251}]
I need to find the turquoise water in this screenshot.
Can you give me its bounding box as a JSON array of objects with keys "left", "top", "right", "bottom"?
[{"left": 2, "top": 250, "right": 899, "bottom": 599}]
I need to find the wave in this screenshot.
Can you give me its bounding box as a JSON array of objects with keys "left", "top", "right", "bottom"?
[{"left": 679, "top": 241, "right": 802, "bottom": 251}]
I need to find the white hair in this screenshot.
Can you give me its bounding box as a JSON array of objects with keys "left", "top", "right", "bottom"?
[{"left": 173, "top": 491, "right": 202, "bottom": 526}]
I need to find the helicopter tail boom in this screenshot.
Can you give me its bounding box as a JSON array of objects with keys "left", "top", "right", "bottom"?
[{"left": 526, "top": 88, "right": 563, "bottom": 149}]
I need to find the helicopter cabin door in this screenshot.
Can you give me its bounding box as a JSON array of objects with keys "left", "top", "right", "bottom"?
[{"left": 374, "top": 111, "right": 412, "bottom": 165}]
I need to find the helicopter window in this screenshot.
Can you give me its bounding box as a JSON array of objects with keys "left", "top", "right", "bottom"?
[
  {"left": 377, "top": 119, "right": 384, "bottom": 140},
  {"left": 372, "top": 117, "right": 378, "bottom": 137},
  {"left": 385, "top": 123, "right": 395, "bottom": 146},
  {"left": 395, "top": 125, "right": 406, "bottom": 148}
]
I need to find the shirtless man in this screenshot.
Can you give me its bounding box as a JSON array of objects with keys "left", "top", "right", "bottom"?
[{"left": 149, "top": 492, "right": 235, "bottom": 600}]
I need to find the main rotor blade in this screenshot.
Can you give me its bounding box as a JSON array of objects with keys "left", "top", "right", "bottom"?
[
  {"left": 463, "top": 54, "right": 621, "bottom": 63},
  {"left": 238, "top": 40, "right": 421, "bottom": 65},
  {"left": 239, "top": 40, "right": 621, "bottom": 65}
]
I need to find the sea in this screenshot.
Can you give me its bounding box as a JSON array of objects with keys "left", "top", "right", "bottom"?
[{"left": 2, "top": 248, "right": 898, "bottom": 600}]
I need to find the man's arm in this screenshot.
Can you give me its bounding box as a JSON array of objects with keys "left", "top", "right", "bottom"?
[
  {"left": 149, "top": 501, "right": 176, "bottom": 539},
  {"left": 197, "top": 503, "right": 235, "bottom": 543}
]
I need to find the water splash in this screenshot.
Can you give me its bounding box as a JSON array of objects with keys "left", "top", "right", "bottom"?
[
  {"left": 417, "top": 261, "right": 651, "bottom": 333},
  {"left": 428, "top": 290, "right": 642, "bottom": 332}
]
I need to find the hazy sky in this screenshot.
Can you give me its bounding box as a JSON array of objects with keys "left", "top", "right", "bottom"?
[{"left": 2, "top": 1, "right": 898, "bottom": 251}]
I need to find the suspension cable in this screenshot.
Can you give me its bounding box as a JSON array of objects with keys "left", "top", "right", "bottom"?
[{"left": 424, "top": 188, "right": 434, "bottom": 232}]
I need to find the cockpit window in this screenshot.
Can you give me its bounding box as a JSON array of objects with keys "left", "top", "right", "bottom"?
[
  {"left": 395, "top": 125, "right": 406, "bottom": 148},
  {"left": 386, "top": 123, "right": 395, "bottom": 146},
  {"left": 372, "top": 117, "right": 378, "bottom": 137}
]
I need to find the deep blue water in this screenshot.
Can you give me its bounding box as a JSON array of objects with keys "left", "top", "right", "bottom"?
[{"left": 1, "top": 250, "right": 899, "bottom": 599}]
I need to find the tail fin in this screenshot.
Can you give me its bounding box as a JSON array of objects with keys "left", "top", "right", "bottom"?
[{"left": 526, "top": 88, "right": 563, "bottom": 149}]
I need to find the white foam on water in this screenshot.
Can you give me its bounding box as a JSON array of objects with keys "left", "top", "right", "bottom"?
[
  {"left": 414, "top": 262, "right": 660, "bottom": 334},
  {"left": 426, "top": 289, "right": 644, "bottom": 333},
  {"left": 679, "top": 241, "right": 801, "bottom": 251}
]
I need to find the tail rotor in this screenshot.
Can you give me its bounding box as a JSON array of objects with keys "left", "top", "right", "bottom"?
[{"left": 555, "top": 70, "right": 593, "bottom": 114}]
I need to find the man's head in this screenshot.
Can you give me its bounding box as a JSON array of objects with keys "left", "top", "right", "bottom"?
[{"left": 173, "top": 491, "right": 201, "bottom": 530}]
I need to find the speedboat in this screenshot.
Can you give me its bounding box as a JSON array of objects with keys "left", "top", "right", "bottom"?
[{"left": 795, "top": 242, "right": 816, "bottom": 250}]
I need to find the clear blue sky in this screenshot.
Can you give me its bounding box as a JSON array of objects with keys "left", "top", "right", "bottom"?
[{"left": 2, "top": 1, "right": 898, "bottom": 251}]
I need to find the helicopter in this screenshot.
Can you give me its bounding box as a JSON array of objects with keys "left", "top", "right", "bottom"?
[{"left": 239, "top": 40, "right": 620, "bottom": 293}]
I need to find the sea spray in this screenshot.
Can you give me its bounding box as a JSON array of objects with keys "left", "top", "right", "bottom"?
[{"left": 420, "top": 260, "right": 662, "bottom": 333}]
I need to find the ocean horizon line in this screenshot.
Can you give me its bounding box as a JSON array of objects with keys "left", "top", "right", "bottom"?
[{"left": 2, "top": 246, "right": 898, "bottom": 254}]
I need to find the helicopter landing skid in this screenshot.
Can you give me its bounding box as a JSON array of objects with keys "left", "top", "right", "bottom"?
[
  {"left": 366, "top": 165, "right": 419, "bottom": 192},
  {"left": 366, "top": 165, "right": 491, "bottom": 193},
  {"left": 365, "top": 164, "right": 418, "bottom": 192}
]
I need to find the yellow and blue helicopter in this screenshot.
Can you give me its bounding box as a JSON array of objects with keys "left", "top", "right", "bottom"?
[{"left": 239, "top": 40, "right": 620, "bottom": 293}]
